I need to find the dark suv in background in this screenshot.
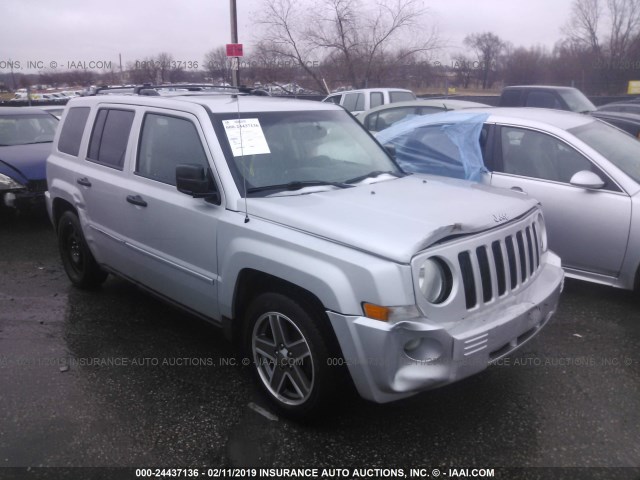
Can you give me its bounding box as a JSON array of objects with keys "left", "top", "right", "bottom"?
[{"left": 498, "top": 85, "right": 597, "bottom": 113}]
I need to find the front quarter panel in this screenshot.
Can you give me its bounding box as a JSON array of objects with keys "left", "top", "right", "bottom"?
[{"left": 216, "top": 212, "right": 416, "bottom": 320}]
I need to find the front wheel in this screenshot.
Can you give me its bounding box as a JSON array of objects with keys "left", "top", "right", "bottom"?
[
  {"left": 244, "top": 292, "right": 340, "bottom": 418},
  {"left": 57, "top": 211, "right": 108, "bottom": 289}
]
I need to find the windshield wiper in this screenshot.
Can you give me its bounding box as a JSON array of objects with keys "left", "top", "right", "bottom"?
[
  {"left": 247, "top": 180, "right": 354, "bottom": 194},
  {"left": 345, "top": 170, "right": 404, "bottom": 184}
]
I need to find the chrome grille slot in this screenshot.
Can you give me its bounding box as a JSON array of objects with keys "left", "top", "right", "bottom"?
[
  {"left": 458, "top": 251, "right": 477, "bottom": 309},
  {"left": 456, "top": 217, "right": 543, "bottom": 310},
  {"left": 491, "top": 241, "right": 506, "bottom": 296}
]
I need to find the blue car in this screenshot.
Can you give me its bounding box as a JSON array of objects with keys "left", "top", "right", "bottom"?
[{"left": 0, "top": 107, "right": 58, "bottom": 212}]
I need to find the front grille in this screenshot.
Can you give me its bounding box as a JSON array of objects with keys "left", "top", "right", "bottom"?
[
  {"left": 27, "top": 179, "right": 48, "bottom": 193},
  {"left": 458, "top": 222, "right": 541, "bottom": 309}
]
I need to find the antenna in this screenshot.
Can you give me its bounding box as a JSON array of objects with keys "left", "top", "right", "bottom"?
[{"left": 234, "top": 93, "right": 250, "bottom": 223}]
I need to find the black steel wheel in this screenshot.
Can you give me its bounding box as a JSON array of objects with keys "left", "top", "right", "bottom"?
[{"left": 57, "top": 211, "right": 107, "bottom": 289}]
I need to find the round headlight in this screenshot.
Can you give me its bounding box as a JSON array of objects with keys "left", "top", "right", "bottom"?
[
  {"left": 536, "top": 213, "right": 548, "bottom": 252},
  {"left": 418, "top": 257, "right": 453, "bottom": 304}
]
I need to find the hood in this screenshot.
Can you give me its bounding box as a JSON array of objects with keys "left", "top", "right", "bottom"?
[
  {"left": 238, "top": 175, "right": 539, "bottom": 263},
  {"left": 0, "top": 143, "right": 51, "bottom": 183}
]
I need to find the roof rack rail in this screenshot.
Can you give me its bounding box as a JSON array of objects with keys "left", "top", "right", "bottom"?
[{"left": 87, "top": 84, "right": 270, "bottom": 97}]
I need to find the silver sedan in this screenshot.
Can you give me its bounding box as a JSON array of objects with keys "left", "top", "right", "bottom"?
[{"left": 376, "top": 107, "right": 640, "bottom": 291}]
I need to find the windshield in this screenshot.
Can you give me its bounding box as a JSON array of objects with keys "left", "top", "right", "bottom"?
[
  {"left": 212, "top": 110, "right": 402, "bottom": 196},
  {"left": 559, "top": 89, "right": 596, "bottom": 113},
  {"left": 569, "top": 119, "right": 640, "bottom": 183},
  {"left": 0, "top": 114, "right": 58, "bottom": 146}
]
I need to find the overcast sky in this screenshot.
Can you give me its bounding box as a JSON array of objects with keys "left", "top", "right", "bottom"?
[{"left": 1, "top": 0, "right": 574, "bottom": 73}]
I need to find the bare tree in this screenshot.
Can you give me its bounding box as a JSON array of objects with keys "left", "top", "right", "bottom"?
[
  {"left": 255, "top": 0, "right": 439, "bottom": 92},
  {"left": 502, "top": 46, "right": 551, "bottom": 86},
  {"left": 562, "top": 0, "right": 640, "bottom": 91},
  {"left": 463, "top": 32, "right": 505, "bottom": 89},
  {"left": 607, "top": 0, "right": 640, "bottom": 63},
  {"left": 203, "top": 47, "right": 233, "bottom": 85},
  {"left": 307, "top": 0, "right": 438, "bottom": 88},
  {"left": 156, "top": 52, "right": 174, "bottom": 83},
  {"left": 256, "top": 0, "right": 327, "bottom": 92},
  {"left": 563, "top": 0, "right": 603, "bottom": 55},
  {"left": 451, "top": 54, "right": 475, "bottom": 88}
]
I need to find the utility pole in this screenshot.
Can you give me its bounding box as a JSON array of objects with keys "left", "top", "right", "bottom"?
[{"left": 230, "top": 0, "right": 239, "bottom": 87}]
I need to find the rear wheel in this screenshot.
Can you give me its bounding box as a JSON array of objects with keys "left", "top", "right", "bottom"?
[
  {"left": 57, "top": 211, "right": 108, "bottom": 289},
  {"left": 244, "top": 292, "right": 339, "bottom": 418}
]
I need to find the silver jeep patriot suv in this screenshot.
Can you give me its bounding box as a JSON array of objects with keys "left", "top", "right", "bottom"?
[{"left": 46, "top": 92, "right": 564, "bottom": 417}]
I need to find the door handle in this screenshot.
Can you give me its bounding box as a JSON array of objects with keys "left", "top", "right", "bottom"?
[
  {"left": 510, "top": 186, "right": 526, "bottom": 194},
  {"left": 76, "top": 177, "right": 92, "bottom": 187},
  {"left": 126, "top": 195, "right": 148, "bottom": 207}
]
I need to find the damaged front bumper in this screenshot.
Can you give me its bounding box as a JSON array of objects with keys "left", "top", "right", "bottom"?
[{"left": 328, "top": 252, "right": 564, "bottom": 403}]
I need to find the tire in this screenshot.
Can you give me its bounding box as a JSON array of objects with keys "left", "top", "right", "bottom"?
[
  {"left": 57, "top": 211, "right": 108, "bottom": 289},
  {"left": 243, "top": 292, "right": 339, "bottom": 418}
]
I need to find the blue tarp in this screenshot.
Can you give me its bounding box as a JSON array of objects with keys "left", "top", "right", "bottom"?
[{"left": 375, "top": 112, "right": 490, "bottom": 182}]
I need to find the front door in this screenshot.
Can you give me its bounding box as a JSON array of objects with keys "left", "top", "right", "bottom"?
[{"left": 489, "top": 124, "right": 631, "bottom": 278}]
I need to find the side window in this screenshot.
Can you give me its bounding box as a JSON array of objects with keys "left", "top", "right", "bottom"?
[
  {"left": 393, "top": 125, "right": 466, "bottom": 178},
  {"left": 136, "top": 113, "right": 209, "bottom": 186},
  {"left": 370, "top": 92, "right": 384, "bottom": 108},
  {"left": 87, "top": 109, "right": 134, "bottom": 169},
  {"left": 323, "top": 94, "right": 341, "bottom": 105},
  {"left": 500, "top": 90, "right": 521, "bottom": 106},
  {"left": 389, "top": 91, "right": 416, "bottom": 103},
  {"left": 526, "top": 91, "right": 562, "bottom": 109},
  {"left": 364, "top": 113, "right": 378, "bottom": 131},
  {"left": 342, "top": 93, "right": 362, "bottom": 112},
  {"left": 58, "top": 107, "right": 90, "bottom": 156},
  {"left": 375, "top": 107, "right": 420, "bottom": 131},
  {"left": 498, "top": 126, "right": 599, "bottom": 184}
]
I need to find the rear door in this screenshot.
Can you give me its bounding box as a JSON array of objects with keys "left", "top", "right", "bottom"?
[{"left": 75, "top": 106, "right": 139, "bottom": 274}]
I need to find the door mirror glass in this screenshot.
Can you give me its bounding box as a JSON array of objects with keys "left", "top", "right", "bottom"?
[
  {"left": 176, "top": 164, "right": 220, "bottom": 202},
  {"left": 569, "top": 170, "right": 605, "bottom": 189}
]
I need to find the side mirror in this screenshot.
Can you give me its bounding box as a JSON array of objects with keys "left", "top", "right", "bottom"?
[
  {"left": 384, "top": 143, "right": 396, "bottom": 159},
  {"left": 176, "top": 164, "right": 220, "bottom": 203},
  {"left": 569, "top": 170, "right": 605, "bottom": 189}
]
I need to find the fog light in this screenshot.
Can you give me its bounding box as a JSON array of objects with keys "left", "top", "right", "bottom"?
[
  {"left": 3, "top": 192, "right": 16, "bottom": 207},
  {"left": 403, "top": 337, "right": 444, "bottom": 362},
  {"left": 404, "top": 338, "right": 422, "bottom": 353}
]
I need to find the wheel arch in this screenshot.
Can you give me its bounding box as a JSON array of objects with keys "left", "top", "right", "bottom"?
[
  {"left": 229, "top": 269, "right": 330, "bottom": 344},
  {"left": 51, "top": 197, "right": 78, "bottom": 230}
]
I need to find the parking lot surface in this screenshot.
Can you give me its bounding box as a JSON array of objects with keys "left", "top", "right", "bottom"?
[{"left": 1, "top": 212, "right": 639, "bottom": 479}]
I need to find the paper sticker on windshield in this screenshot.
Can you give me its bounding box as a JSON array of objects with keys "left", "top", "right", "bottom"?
[{"left": 222, "top": 118, "right": 271, "bottom": 157}]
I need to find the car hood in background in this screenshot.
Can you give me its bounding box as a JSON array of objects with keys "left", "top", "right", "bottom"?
[
  {"left": 238, "top": 175, "right": 538, "bottom": 263},
  {"left": 0, "top": 143, "right": 52, "bottom": 183}
]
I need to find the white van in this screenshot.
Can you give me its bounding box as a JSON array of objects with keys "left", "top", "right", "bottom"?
[{"left": 322, "top": 88, "right": 416, "bottom": 116}]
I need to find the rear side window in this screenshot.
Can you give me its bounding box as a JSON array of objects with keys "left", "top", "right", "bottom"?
[
  {"left": 87, "top": 109, "right": 134, "bottom": 169},
  {"left": 323, "top": 95, "right": 342, "bottom": 105},
  {"left": 526, "top": 91, "right": 562, "bottom": 109},
  {"left": 58, "top": 107, "right": 90, "bottom": 156},
  {"left": 136, "top": 113, "right": 209, "bottom": 186},
  {"left": 370, "top": 92, "right": 384, "bottom": 108},
  {"left": 389, "top": 91, "right": 416, "bottom": 103},
  {"left": 343, "top": 93, "right": 363, "bottom": 112},
  {"left": 500, "top": 89, "right": 521, "bottom": 106}
]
